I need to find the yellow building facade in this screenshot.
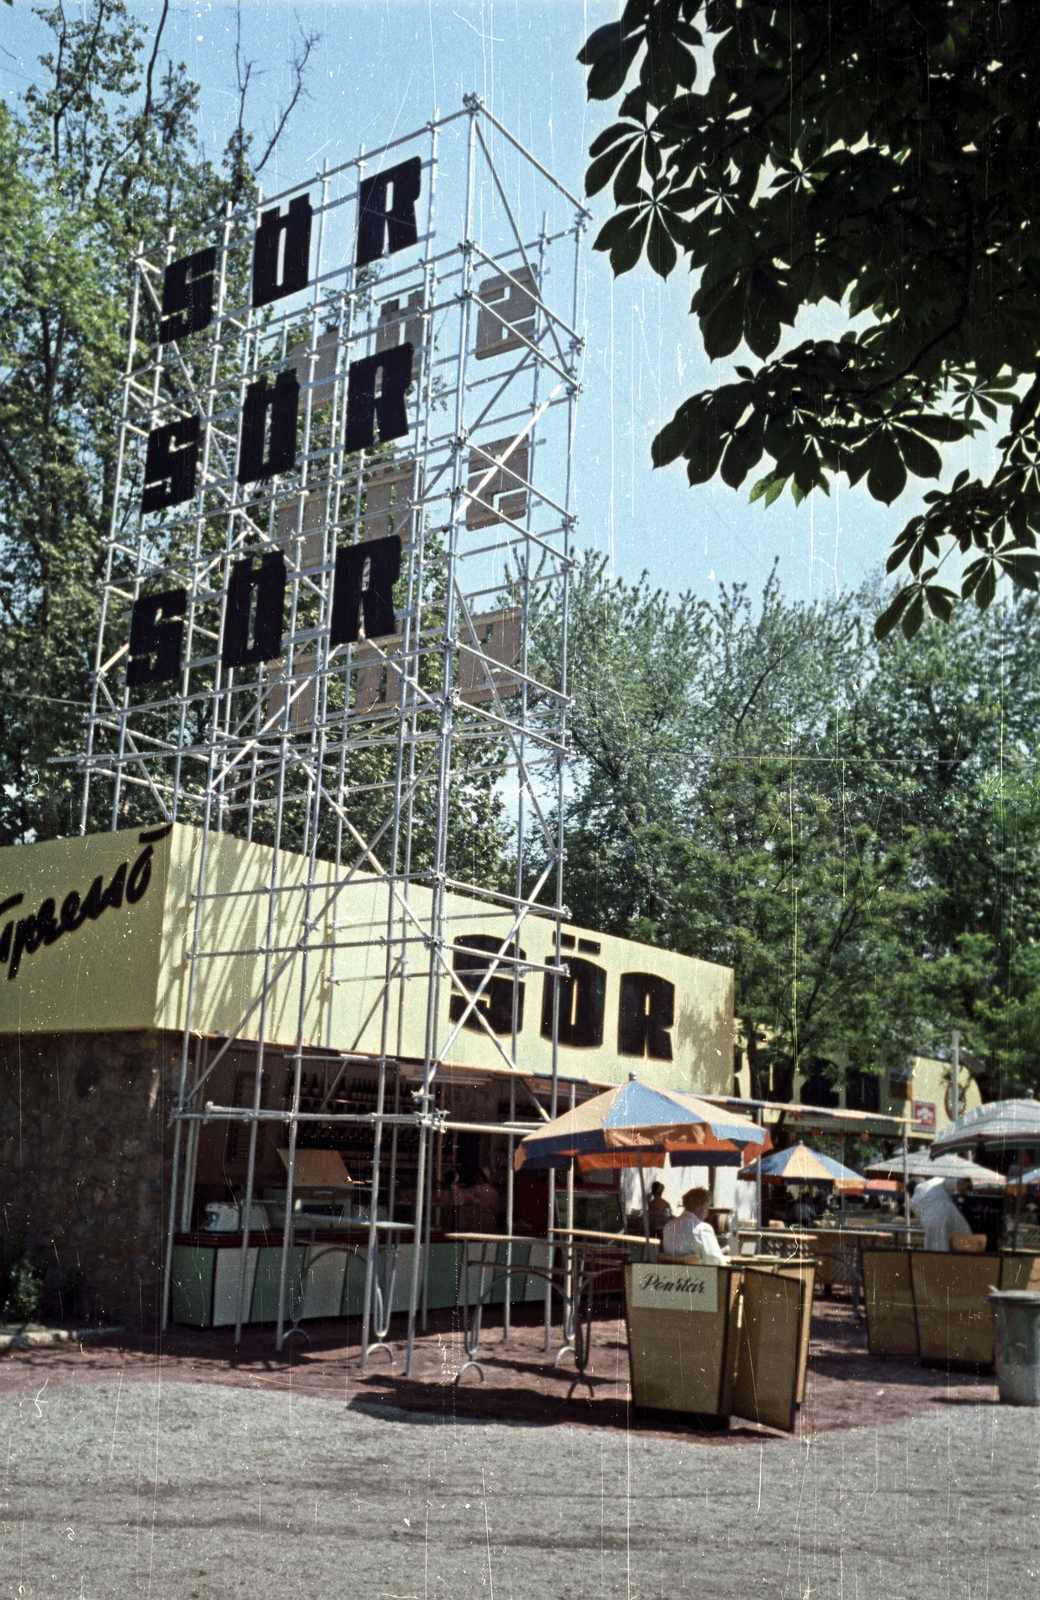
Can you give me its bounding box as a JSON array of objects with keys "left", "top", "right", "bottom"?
[{"left": 0, "top": 823, "right": 734, "bottom": 1094}]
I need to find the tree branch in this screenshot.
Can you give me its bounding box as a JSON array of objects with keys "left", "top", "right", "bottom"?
[
  {"left": 49, "top": 0, "right": 110, "bottom": 169},
  {"left": 254, "top": 29, "right": 318, "bottom": 177},
  {"left": 731, "top": 643, "right": 797, "bottom": 734},
  {"left": 143, "top": 0, "right": 170, "bottom": 123}
]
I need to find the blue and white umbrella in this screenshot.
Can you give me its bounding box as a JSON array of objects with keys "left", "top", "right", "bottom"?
[{"left": 741, "top": 1142, "right": 865, "bottom": 1193}]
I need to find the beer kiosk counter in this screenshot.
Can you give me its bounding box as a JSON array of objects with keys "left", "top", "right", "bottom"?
[{"left": 625, "top": 1255, "right": 815, "bottom": 1433}]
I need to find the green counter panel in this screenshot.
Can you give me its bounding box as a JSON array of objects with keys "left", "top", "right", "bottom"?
[
  {"left": 171, "top": 1245, "right": 215, "bottom": 1327},
  {"left": 252, "top": 1246, "right": 304, "bottom": 1323},
  {"left": 490, "top": 1241, "right": 529, "bottom": 1305},
  {"left": 171, "top": 1237, "right": 529, "bottom": 1326},
  {"left": 428, "top": 1240, "right": 466, "bottom": 1308},
  {"left": 340, "top": 1240, "right": 465, "bottom": 1315},
  {"left": 342, "top": 1252, "right": 368, "bottom": 1317}
]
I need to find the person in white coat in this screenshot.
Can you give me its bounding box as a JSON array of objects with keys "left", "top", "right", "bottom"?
[
  {"left": 661, "top": 1187, "right": 727, "bottom": 1264},
  {"left": 909, "top": 1176, "right": 972, "bottom": 1251}
]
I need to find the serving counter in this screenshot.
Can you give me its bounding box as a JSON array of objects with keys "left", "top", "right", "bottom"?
[{"left": 170, "top": 1231, "right": 553, "bottom": 1328}]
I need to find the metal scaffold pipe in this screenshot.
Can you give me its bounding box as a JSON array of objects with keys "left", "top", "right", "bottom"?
[{"left": 81, "top": 94, "right": 585, "bottom": 1366}]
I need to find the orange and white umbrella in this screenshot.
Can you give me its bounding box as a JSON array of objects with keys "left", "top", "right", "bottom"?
[
  {"left": 514, "top": 1079, "right": 769, "bottom": 1175},
  {"left": 742, "top": 1142, "right": 865, "bottom": 1194}
]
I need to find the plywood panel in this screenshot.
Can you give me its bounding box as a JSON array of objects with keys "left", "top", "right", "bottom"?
[
  {"left": 781, "top": 1263, "right": 816, "bottom": 1404},
  {"left": 1000, "top": 1253, "right": 1040, "bottom": 1292},
  {"left": 863, "top": 1250, "right": 918, "bottom": 1357},
  {"left": 910, "top": 1252, "right": 1000, "bottom": 1364},
  {"left": 741, "top": 1261, "right": 815, "bottom": 1401},
  {"left": 718, "top": 1270, "right": 744, "bottom": 1418},
  {"left": 731, "top": 1270, "right": 803, "bottom": 1433},
  {"left": 625, "top": 1264, "right": 738, "bottom": 1416}
]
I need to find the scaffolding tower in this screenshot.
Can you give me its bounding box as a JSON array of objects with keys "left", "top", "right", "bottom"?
[{"left": 77, "top": 97, "right": 587, "bottom": 1368}]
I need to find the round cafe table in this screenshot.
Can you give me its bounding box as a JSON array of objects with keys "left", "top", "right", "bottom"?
[{"left": 447, "top": 1229, "right": 655, "bottom": 1399}]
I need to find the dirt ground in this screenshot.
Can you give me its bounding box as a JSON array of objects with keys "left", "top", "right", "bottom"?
[
  {"left": 1, "top": 1296, "right": 1033, "bottom": 1600},
  {"left": 0, "top": 1297, "right": 999, "bottom": 1438}
]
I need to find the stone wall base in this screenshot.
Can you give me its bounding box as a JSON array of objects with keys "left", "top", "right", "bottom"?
[{"left": 0, "top": 1030, "right": 176, "bottom": 1329}]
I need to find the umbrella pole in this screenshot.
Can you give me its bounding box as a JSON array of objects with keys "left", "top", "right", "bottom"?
[
  {"left": 1013, "top": 1162, "right": 1023, "bottom": 1251},
  {"left": 756, "top": 1107, "right": 763, "bottom": 1250},
  {"left": 566, "top": 1085, "right": 576, "bottom": 1328},
  {"left": 545, "top": 933, "right": 562, "bottom": 1354},
  {"left": 638, "top": 1155, "right": 651, "bottom": 1250},
  {"left": 545, "top": 1166, "right": 556, "bottom": 1353},
  {"left": 840, "top": 1136, "right": 846, "bottom": 1228},
  {"left": 504, "top": 1072, "right": 515, "bottom": 1345},
  {"left": 902, "top": 1121, "right": 909, "bottom": 1228}
]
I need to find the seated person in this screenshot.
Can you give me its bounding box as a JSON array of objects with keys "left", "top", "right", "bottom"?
[
  {"left": 467, "top": 1165, "right": 502, "bottom": 1232},
  {"left": 788, "top": 1188, "right": 818, "bottom": 1228},
  {"left": 661, "top": 1187, "right": 726, "bottom": 1265},
  {"left": 646, "top": 1180, "right": 673, "bottom": 1237},
  {"left": 437, "top": 1168, "right": 466, "bottom": 1230}
]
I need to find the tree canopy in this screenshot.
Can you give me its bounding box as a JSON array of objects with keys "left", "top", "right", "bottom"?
[
  {"left": 578, "top": 2, "right": 1040, "bottom": 637},
  {"left": 0, "top": 0, "right": 307, "bottom": 845},
  {"left": 535, "top": 559, "right": 1040, "bottom": 1099}
]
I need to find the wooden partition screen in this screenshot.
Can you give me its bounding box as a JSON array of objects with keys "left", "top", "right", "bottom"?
[
  {"left": 910, "top": 1253, "right": 1001, "bottom": 1365},
  {"left": 862, "top": 1250, "right": 919, "bottom": 1357},
  {"left": 624, "top": 1260, "right": 814, "bottom": 1433},
  {"left": 624, "top": 1263, "right": 742, "bottom": 1417},
  {"left": 731, "top": 1269, "right": 806, "bottom": 1433}
]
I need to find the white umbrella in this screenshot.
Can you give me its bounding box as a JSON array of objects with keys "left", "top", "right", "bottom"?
[
  {"left": 930, "top": 1095, "right": 1040, "bottom": 1157},
  {"left": 864, "top": 1150, "right": 1006, "bottom": 1187},
  {"left": 931, "top": 1096, "right": 1040, "bottom": 1247}
]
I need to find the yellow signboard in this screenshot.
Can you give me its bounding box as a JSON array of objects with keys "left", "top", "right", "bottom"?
[
  {"left": 0, "top": 825, "right": 172, "bottom": 1035},
  {"left": 0, "top": 825, "right": 734, "bottom": 1095}
]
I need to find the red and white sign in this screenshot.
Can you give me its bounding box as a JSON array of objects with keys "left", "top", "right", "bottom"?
[{"left": 912, "top": 1100, "right": 937, "bottom": 1131}]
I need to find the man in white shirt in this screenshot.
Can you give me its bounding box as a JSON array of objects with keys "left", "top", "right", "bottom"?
[
  {"left": 661, "top": 1187, "right": 727, "bottom": 1265},
  {"left": 909, "top": 1176, "right": 972, "bottom": 1251}
]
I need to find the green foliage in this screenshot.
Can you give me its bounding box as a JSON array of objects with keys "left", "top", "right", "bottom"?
[
  {"left": 536, "top": 556, "right": 1040, "bottom": 1098},
  {"left": 0, "top": 3, "right": 251, "bottom": 845},
  {"left": 0, "top": 2, "right": 324, "bottom": 848},
  {"left": 0, "top": 1251, "right": 43, "bottom": 1323},
  {"left": 578, "top": 2, "right": 1040, "bottom": 635}
]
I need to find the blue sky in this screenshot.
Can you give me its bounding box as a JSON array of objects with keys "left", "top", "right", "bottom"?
[{"left": 2, "top": 0, "right": 1000, "bottom": 608}]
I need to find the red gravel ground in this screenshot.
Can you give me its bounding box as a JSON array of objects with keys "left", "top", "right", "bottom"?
[{"left": 0, "top": 1296, "right": 998, "bottom": 1442}]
